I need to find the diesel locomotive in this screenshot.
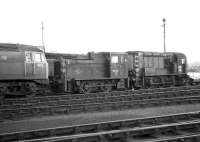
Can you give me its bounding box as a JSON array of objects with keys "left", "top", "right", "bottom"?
[
  {"left": 0, "top": 43, "right": 48, "bottom": 96},
  {"left": 0, "top": 43, "right": 190, "bottom": 96},
  {"left": 46, "top": 52, "right": 128, "bottom": 93},
  {"left": 127, "top": 51, "right": 189, "bottom": 89}
]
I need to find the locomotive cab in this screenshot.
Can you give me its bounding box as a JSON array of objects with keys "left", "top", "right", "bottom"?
[
  {"left": 0, "top": 43, "right": 48, "bottom": 97},
  {"left": 176, "top": 54, "right": 187, "bottom": 74},
  {"left": 25, "top": 51, "right": 48, "bottom": 79}
]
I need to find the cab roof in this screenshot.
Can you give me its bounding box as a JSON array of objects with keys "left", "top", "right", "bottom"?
[
  {"left": 0, "top": 43, "right": 44, "bottom": 52},
  {"left": 127, "top": 51, "right": 186, "bottom": 56}
]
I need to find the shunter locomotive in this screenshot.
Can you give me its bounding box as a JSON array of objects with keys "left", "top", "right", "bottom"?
[
  {"left": 127, "top": 51, "right": 189, "bottom": 89},
  {"left": 0, "top": 43, "right": 48, "bottom": 96},
  {"left": 46, "top": 52, "right": 128, "bottom": 93}
]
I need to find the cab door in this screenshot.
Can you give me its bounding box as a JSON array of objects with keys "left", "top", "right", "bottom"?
[
  {"left": 25, "top": 52, "right": 34, "bottom": 77},
  {"left": 33, "top": 52, "right": 47, "bottom": 78},
  {"left": 110, "top": 53, "right": 128, "bottom": 78}
]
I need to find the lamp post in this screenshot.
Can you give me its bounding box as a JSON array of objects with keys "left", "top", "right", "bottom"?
[{"left": 163, "top": 18, "right": 166, "bottom": 53}]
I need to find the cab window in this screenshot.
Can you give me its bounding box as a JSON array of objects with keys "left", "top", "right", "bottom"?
[
  {"left": 111, "top": 56, "right": 118, "bottom": 63},
  {"left": 181, "top": 59, "right": 185, "bottom": 64},
  {"left": 34, "top": 53, "right": 42, "bottom": 62},
  {"left": 25, "top": 52, "right": 32, "bottom": 62}
]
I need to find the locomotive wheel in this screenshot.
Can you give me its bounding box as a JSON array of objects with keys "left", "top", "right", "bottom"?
[
  {"left": 80, "top": 82, "right": 93, "bottom": 93},
  {"left": 100, "top": 84, "right": 113, "bottom": 92},
  {"left": 23, "top": 82, "right": 37, "bottom": 97}
]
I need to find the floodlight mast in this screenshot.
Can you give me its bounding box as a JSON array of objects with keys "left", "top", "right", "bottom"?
[
  {"left": 163, "top": 18, "right": 166, "bottom": 53},
  {"left": 41, "top": 21, "right": 45, "bottom": 52}
]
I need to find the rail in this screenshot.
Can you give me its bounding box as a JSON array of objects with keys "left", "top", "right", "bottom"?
[{"left": 1, "top": 111, "right": 200, "bottom": 142}]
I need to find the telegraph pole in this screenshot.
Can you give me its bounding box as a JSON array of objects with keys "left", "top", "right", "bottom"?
[
  {"left": 41, "top": 21, "right": 45, "bottom": 52},
  {"left": 163, "top": 18, "right": 166, "bottom": 53}
]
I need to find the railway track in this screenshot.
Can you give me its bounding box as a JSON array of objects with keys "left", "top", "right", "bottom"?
[
  {"left": 1, "top": 86, "right": 200, "bottom": 120},
  {"left": 1, "top": 89, "right": 200, "bottom": 120},
  {"left": 1, "top": 111, "right": 200, "bottom": 142},
  {"left": 1, "top": 89, "right": 200, "bottom": 109},
  {"left": 3, "top": 85, "right": 200, "bottom": 106}
]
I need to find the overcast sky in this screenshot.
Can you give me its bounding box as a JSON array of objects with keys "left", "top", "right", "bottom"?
[{"left": 0, "top": 0, "right": 200, "bottom": 63}]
